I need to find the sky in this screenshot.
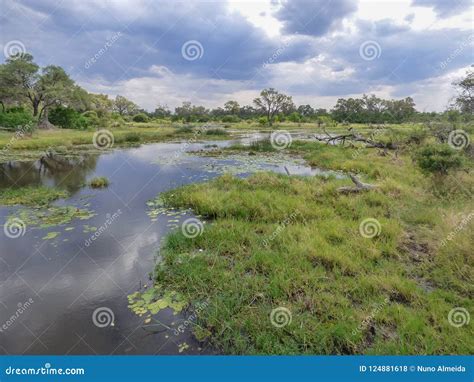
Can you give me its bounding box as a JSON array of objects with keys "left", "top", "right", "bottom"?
[{"left": 1, "top": 0, "right": 473, "bottom": 112}]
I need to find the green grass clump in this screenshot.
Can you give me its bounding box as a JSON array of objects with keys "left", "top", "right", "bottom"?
[
  {"left": 124, "top": 132, "right": 141, "bottom": 142},
  {"left": 88, "top": 176, "right": 109, "bottom": 188},
  {"left": 0, "top": 186, "right": 68, "bottom": 206},
  {"left": 205, "top": 128, "right": 229, "bottom": 136},
  {"left": 152, "top": 141, "right": 473, "bottom": 355}
]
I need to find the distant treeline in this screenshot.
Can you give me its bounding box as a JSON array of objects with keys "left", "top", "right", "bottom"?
[{"left": 0, "top": 54, "right": 472, "bottom": 130}]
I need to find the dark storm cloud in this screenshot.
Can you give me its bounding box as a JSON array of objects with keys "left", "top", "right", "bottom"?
[
  {"left": 412, "top": 0, "right": 473, "bottom": 17},
  {"left": 274, "top": 0, "right": 357, "bottom": 36},
  {"left": 1, "top": 0, "right": 313, "bottom": 82}
]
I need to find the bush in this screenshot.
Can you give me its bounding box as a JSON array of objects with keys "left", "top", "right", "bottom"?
[
  {"left": 124, "top": 132, "right": 141, "bottom": 142},
  {"left": 0, "top": 108, "right": 35, "bottom": 130},
  {"left": 88, "top": 177, "right": 109, "bottom": 188},
  {"left": 414, "top": 144, "right": 463, "bottom": 175},
  {"left": 205, "top": 128, "right": 228, "bottom": 136},
  {"left": 287, "top": 112, "right": 301, "bottom": 123},
  {"left": 258, "top": 117, "right": 267, "bottom": 126},
  {"left": 175, "top": 125, "right": 194, "bottom": 134},
  {"left": 82, "top": 111, "right": 100, "bottom": 127},
  {"left": 222, "top": 115, "right": 240, "bottom": 123},
  {"left": 49, "top": 106, "right": 88, "bottom": 129},
  {"left": 132, "top": 113, "right": 149, "bottom": 123}
]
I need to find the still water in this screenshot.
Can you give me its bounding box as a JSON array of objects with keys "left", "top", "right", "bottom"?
[{"left": 0, "top": 136, "right": 339, "bottom": 354}]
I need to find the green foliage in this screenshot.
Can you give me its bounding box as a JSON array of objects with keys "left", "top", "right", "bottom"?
[
  {"left": 88, "top": 176, "right": 109, "bottom": 188},
  {"left": 222, "top": 115, "right": 240, "bottom": 123},
  {"left": 414, "top": 144, "right": 463, "bottom": 175},
  {"left": 124, "top": 132, "right": 141, "bottom": 142},
  {"left": 49, "top": 106, "right": 88, "bottom": 129},
  {"left": 205, "top": 128, "right": 228, "bottom": 136},
  {"left": 258, "top": 116, "right": 267, "bottom": 126},
  {"left": 132, "top": 113, "right": 149, "bottom": 123},
  {"left": 0, "top": 186, "right": 68, "bottom": 206},
  {"left": 82, "top": 110, "right": 100, "bottom": 127},
  {"left": 287, "top": 112, "right": 301, "bottom": 123},
  {"left": 0, "top": 108, "right": 34, "bottom": 130}
]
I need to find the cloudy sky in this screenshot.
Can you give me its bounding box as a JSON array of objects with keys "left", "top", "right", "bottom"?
[{"left": 1, "top": 0, "right": 472, "bottom": 111}]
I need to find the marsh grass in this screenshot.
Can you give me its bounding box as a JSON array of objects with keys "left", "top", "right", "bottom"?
[
  {"left": 154, "top": 141, "right": 473, "bottom": 355},
  {"left": 88, "top": 176, "right": 109, "bottom": 188},
  {"left": 0, "top": 186, "right": 68, "bottom": 206}
]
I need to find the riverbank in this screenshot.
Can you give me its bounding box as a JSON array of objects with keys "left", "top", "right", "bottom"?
[{"left": 153, "top": 140, "right": 473, "bottom": 354}]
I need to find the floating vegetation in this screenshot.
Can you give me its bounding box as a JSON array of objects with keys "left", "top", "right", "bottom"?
[
  {"left": 146, "top": 196, "right": 189, "bottom": 222},
  {"left": 0, "top": 186, "right": 68, "bottom": 207},
  {"left": 83, "top": 224, "right": 97, "bottom": 233},
  {"left": 88, "top": 176, "right": 109, "bottom": 188},
  {"left": 127, "top": 285, "right": 187, "bottom": 318},
  {"left": 42, "top": 231, "right": 60, "bottom": 240},
  {"left": 178, "top": 342, "right": 190, "bottom": 353},
  {"left": 11, "top": 206, "right": 95, "bottom": 230}
]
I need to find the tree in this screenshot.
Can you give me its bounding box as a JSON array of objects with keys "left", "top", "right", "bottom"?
[
  {"left": 297, "top": 104, "right": 314, "bottom": 117},
  {"left": 113, "top": 95, "right": 138, "bottom": 116},
  {"left": 89, "top": 93, "right": 114, "bottom": 116},
  {"left": 453, "top": 69, "right": 473, "bottom": 115},
  {"left": 224, "top": 100, "right": 240, "bottom": 115},
  {"left": 0, "top": 53, "right": 39, "bottom": 114},
  {"left": 0, "top": 54, "right": 78, "bottom": 128},
  {"left": 153, "top": 104, "right": 171, "bottom": 118},
  {"left": 253, "top": 88, "right": 293, "bottom": 125}
]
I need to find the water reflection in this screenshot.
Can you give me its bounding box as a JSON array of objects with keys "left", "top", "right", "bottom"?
[{"left": 0, "top": 153, "right": 99, "bottom": 193}]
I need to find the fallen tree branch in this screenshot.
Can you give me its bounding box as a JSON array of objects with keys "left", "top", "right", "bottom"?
[
  {"left": 314, "top": 127, "right": 397, "bottom": 149},
  {"left": 337, "top": 174, "right": 377, "bottom": 194}
]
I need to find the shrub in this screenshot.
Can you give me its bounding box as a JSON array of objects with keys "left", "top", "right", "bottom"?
[
  {"left": 49, "top": 106, "right": 88, "bottom": 129},
  {"left": 82, "top": 111, "right": 100, "bottom": 127},
  {"left": 132, "top": 113, "right": 149, "bottom": 123},
  {"left": 414, "top": 144, "right": 463, "bottom": 175},
  {"left": 175, "top": 125, "right": 194, "bottom": 134},
  {"left": 88, "top": 177, "right": 109, "bottom": 188},
  {"left": 205, "top": 128, "right": 228, "bottom": 136},
  {"left": 405, "top": 127, "right": 428, "bottom": 145},
  {"left": 258, "top": 116, "right": 267, "bottom": 126},
  {"left": 222, "top": 115, "right": 240, "bottom": 123},
  {"left": 287, "top": 112, "right": 301, "bottom": 123},
  {"left": 124, "top": 132, "right": 141, "bottom": 142},
  {"left": 0, "top": 108, "right": 35, "bottom": 130}
]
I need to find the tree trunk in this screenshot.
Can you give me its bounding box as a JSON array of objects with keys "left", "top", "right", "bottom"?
[
  {"left": 37, "top": 108, "right": 55, "bottom": 130},
  {"left": 32, "top": 100, "right": 40, "bottom": 117}
]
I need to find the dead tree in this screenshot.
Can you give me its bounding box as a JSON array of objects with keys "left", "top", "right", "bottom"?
[{"left": 337, "top": 174, "right": 377, "bottom": 194}]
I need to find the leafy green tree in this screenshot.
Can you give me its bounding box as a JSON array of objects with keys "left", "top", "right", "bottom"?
[
  {"left": 153, "top": 104, "right": 171, "bottom": 118},
  {"left": 453, "top": 69, "right": 473, "bottom": 115},
  {"left": 224, "top": 100, "right": 240, "bottom": 115},
  {"left": 415, "top": 144, "right": 463, "bottom": 175},
  {"left": 113, "top": 95, "right": 138, "bottom": 116},
  {"left": 253, "top": 88, "right": 294, "bottom": 125}
]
